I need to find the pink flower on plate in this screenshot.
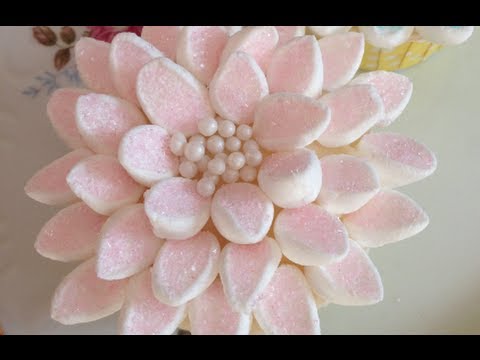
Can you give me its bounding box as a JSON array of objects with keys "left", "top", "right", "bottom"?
[
  {"left": 25, "top": 26, "right": 437, "bottom": 335},
  {"left": 86, "top": 26, "right": 143, "bottom": 43}
]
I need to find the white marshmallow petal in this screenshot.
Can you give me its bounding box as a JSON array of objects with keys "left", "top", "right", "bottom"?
[
  {"left": 211, "top": 183, "right": 274, "bottom": 245},
  {"left": 415, "top": 26, "right": 474, "bottom": 46},
  {"left": 258, "top": 148, "right": 322, "bottom": 208},
  {"left": 358, "top": 26, "right": 415, "bottom": 49},
  {"left": 144, "top": 177, "right": 211, "bottom": 239}
]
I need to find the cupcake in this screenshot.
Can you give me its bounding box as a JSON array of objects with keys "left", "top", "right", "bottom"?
[
  {"left": 25, "top": 26, "right": 436, "bottom": 335},
  {"left": 308, "top": 26, "right": 474, "bottom": 71}
]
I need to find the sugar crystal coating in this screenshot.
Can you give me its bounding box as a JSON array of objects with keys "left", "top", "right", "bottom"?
[
  {"left": 254, "top": 265, "right": 320, "bottom": 335},
  {"left": 274, "top": 204, "right": 349, "bottom": 266},
  {"left": 189, "top": 278, "right": 251, "bottom": 335},
  {"left": 305, "top": 240, "right": 384, "bottom": 305},
  {"left": 35, "top": 202, "right": 107, "bottom": 262},
  {"left": 119, "top": 269, "right": 186, "bottom": 335},
  {"left": 144, "top": 177, "right": 211, "bottom": 239},
  {"left": 96, "top": 204, "right": 163, "bottom": 280},
  {"left": 152, "top": 231, "right": 220, "bottom": 306},
  {"left": 51, "top": 258, "right": 128, "bottom": 325}
]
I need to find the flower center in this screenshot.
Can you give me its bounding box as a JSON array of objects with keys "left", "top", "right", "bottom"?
[{"left": 169, "top": 118, "right": 263, "bottom": 197}]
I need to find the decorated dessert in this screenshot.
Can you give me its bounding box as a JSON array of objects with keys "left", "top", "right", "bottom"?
[
  {"left": 25, "top": 26, "right": 437, "bottom": 335},
  {"left": 308, "top": 26, "right": 474, "bottom": 71}
]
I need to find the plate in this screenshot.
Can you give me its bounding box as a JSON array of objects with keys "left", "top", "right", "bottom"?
[{"left": 1, "top": 26, "right": 479, "bottom": 334}]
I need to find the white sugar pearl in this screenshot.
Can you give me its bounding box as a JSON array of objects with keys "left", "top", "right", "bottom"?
[
  {"left": 190, "top": 134, "right": 206, "bottom": 145},
  {"left": 169, "top": 132, "right": 187, "bottom": 156},
  {"left": 207, "top": 158, "right": 226, "bottom": 175},
  {"left": 198, "top": 118, "right": 218, "bottom": 137},
  {"left": 215, "top": 153, "right": 228, "bottom": 162},
  {"left": 225, "top": 136, "right": 242, "bottom": 152},
  {"left": 196, "top": 177, "right": 216, "bottom": 197},
  {"left": 184, "top": 141, "right": 205, "bottom": 162},
  {"left": 179, "top": 160, "right": 198, "bottom": 179},
  {"left": 179, "top": 160, "right": 197, "bottom": 179},
  {"left": 197, "top": 155, "right": 210, "bottom": 173},
  {"left": 245, "top": 149, "right": 263, "bottom": 167},
  {"left": 243, "top": 139, "right": 259, "bottom": 153},
  {"left": 218, "top": 120, "right": 236, "bottom": 138},
  {"left": 204, "top": 172, "right": 220, "bottom": 185},
  {"left": 206, "top": 135, "right": 225, "bottom": 154},
  {"left": 222, "top": 169, "right": 240, "bottom": 184},
  {"left": 240, "top": 166, "right": 257, "bottom": 182},
  {"left": 236, "top": 124, "right": 253, "bottom": 141},
  {"left": 227, "top": 152, "right": 246, "bottom": 170}
]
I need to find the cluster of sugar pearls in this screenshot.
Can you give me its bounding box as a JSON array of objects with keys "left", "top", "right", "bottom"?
[{"left": 169, "top": 117, "right": 263, "bottom": 197}]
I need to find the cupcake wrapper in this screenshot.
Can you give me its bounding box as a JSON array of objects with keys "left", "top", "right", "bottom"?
[{"left": 360, "top": 40, "right": 443, "bottom": 71}]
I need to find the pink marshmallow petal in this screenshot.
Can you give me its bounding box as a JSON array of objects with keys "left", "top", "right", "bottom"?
[
  {"left": 318, "top": 32, "right": 364, "bottom": 91},
  {"left": 342, "top": 189, "right": 429, "bottom": 248},
  {"left": 51, "top": 258, "right": 127, "bottom": 325},
  {"left": 118, "top": 125, "right": 179, "bottom": 187},
  {"left": 189, "top": 278, "right": 252, "bottom": 335},
  {"left": 355, "top": 132, "right": 437, "bottom": 188},
  {"left": 75, "top": 37, "right": 117, "bottom": 95},
  {"left": 220, "top": 26, "right": 279, "bottom": 72},
  {"left": 141, "top": 26, "right": 183, "bottom": 60},
  {"left": 137, "top": 57, "right": 213, "bottom": 136},
  {"left": 176, "top": 26, "right": 229, "bottom": 85},
  {"left": 96, "top": 204, "right": 163, "bottom": 280},
  {"left": 258, "top": 148, "right": 322, "bottom": 208},
  {"left": 308, "top": 26, "right": 352, "bottom": 37},
  {"left": 47, "top": 88, "right": 90, "bottom": 149},
  {"left": 305, "top": 240, "right": 384, "bottom": 306},
  {"left": 110, "top": 32, "right": 164, "bottom": 105},
  {"left": 275, "top": 26, "right": 306, "bottom": 45},
  {"left": 351, "top": 71, "right": 413, "bottom": 127},
  {"left": 209, "top": 51, "right": 268, "bottom": 125},
  {"left": 152, "top": 231, "right": 220, "bottom": 306},
  {"left": 144, "top": 177, "right": 211, "bottom": 239},
  {"left": 35, "top": 202, "right": 107, "bottom": 262},
  {"left": 119, "top": 269, "right": 186, "bottom": 335},
  {"left": 267, "top": 35, "right": 323, "bottom": 97},
  {"left": 211, "top": 183, "right": 274, "bottom": 245},
  {"left": 25, "top": 148, "right": 93, "bottom": 206},
  {"left": 66, "top": 155, "right": 144, "bottom": 216},
  {"left": 253, "top": 93, "right": 331, "bottom": 152},
  {"left": 274, "top": 204, "right": 349, "bottom": 266},
  {"left": 254, "top": 265, "right": 320, "bottom": 335},
  {"left": 316, "top": 154, "right": 380, "bottom": 214},
  {"left": 220, "top": 237, "right": 281, "bottom": 313},
  {"left": 317, "top": 84, "right": 384, "bottom": 147},
  {"left": 76, "top": 93, "right": 147, "bottom": 155}
]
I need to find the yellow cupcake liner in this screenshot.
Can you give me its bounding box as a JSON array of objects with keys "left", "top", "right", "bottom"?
[{"left": 360, "top": 40, "right": 443, "bottom": 71}]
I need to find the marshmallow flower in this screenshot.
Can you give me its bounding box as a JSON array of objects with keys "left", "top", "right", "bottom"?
[{"left": 26, "top": 26, "right": 437, "bottom": 335}]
